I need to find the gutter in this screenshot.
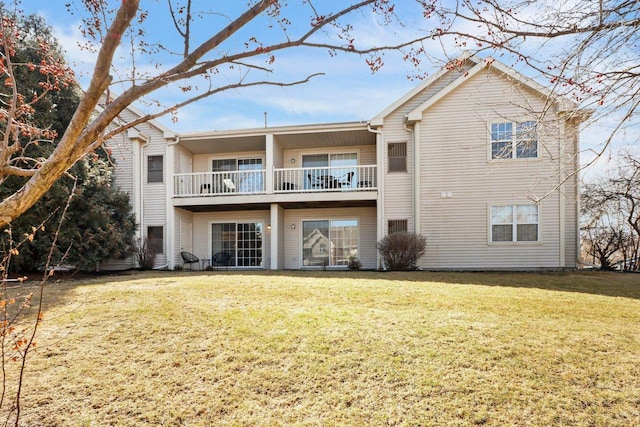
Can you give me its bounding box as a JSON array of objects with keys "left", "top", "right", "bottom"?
[{"left": 367, "top": 122, "right": 385, "bottom": 270}]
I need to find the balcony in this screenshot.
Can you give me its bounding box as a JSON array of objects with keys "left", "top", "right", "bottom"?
[
  {"left": 173, "top": 165, "right": 377, "bottom": 198},
  {"left": 174, "top": 170, "right": 266, "bottom": 197},
  {"left": 274, "top": 165, "right": 377, "bottom": 193}
]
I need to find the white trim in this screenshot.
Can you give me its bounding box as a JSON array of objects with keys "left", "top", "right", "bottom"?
[
  {"left": 208, "top": 153, "right": 266, "bottom": 170},
  {"left": 270, "top": 204, "right": 279, "bottom": 270},
  {"left": 208, "top": 220, "right": 266, "bottom": 268},
  {"left": 486, "top": 120, "right": 541, "bottom": 162},
  {"left": 146, "top": 154, "right": 165, "bottom": 183},
  {"left": 166, "top": 144, "right": 176, "bottom": 269},
  {"left": 488, "top": 203, "right": 541, "bottom": 244},
  {"left": 386, "top": 141, "right": 408, "bottom": 173},
  {"left": 406, "top": 56, "right": 579, "bottom": 123},
  {"left": 413, "top": 122, "right": 421, "bottom": 234},
  {"left": 372, "top": 51, "right": 478, "bottom": 125},
  {"left": 559, "top": 120, "right": 566, "bottom": 267},
  {"left": 299, "top": 217, "right": 360, "bottom": 269},
  {"left": 181, "top": 121, "right": 369, "bottom": 140}
]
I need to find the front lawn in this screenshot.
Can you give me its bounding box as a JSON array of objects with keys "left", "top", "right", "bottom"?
[{"left": 9, "top": 271, "right": 640, "bottom": 426}]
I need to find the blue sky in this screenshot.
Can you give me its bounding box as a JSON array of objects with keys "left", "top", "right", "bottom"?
[
  {"left": 21, "top": 1, "right": 432, "bottom": 132},
  {"left": 17, "top": 1, "right": 633, "bottom": 179}
]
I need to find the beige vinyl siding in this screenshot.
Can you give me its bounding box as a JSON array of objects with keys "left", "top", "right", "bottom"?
[
  {"left": 192, "top": 210, "right": 271, "bottom": 268},
  {"left": 192, "top": 154, "right": 209, "bottom": 174},
  {"left": 273, "top": 140, "right": 284, "bottom": 169},
  {"left": 104, "top": 134, "right": 135, "bottom": 196},
  {"left": 174, "top": 208, "right": 194, "bottom": 267},
  {"left": 359, "top": 145, "right": 376, "bottom": 165},
  {"left": 417, "top": 67, "right": 568, "bottom": 269},
  {"left": 563, "top": 122, "right": 580, "bottom": 267},
  {"left": 283, "top": 207, "right": 377, "bottom": 269},
  {"left": 98, "top": 134, "right": 137, "bottom": 271},
  {"left": 101, "top": 111, "right": 173, "bottom": 270},
  {"left": 380, "top": 63, "right": 476, "bottom": 232},
  {"left": 141, "top": 125, "right": 168, "bottom": 268}
]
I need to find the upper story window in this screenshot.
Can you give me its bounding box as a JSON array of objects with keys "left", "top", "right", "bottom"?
[
  {"left": 490, "top": 121, "right": 538, "bottom": 159},
  {"left": 490, "top": 204, "right": 539, "bottom": 243},
  {"left": 388, "top": 142, "right": 407, "bottom": 172},
  {"left": 147, "top": 155, "right": 163, "bottom": 183}
]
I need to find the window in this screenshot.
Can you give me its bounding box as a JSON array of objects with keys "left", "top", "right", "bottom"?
[
  {"left": 490, "top": 205, "right": 539, "bottom": 242},
  {"left": 211, "top": 222, "right": 263, "bottom": 267},
  {"left": 212, "top": 158, "right": 263, "bottom": 193},
  {"left": 388, "top": 220, "right": 408, "bottom": 235},
  {"left": 388, "top": 142, "right": 407, "bottom": 172},
  {"left": 302, "top": 153, "right": 357, "bottom": 190},
  {"left": 147, "top": 226, "right": 164, "bottom": 254},
  {"left": 490, "top": 121, "right": 538, "bottom": 159},
  {"left": 302, "top": 219, "right": 358, "bottom": 267},
  {"left": 147, "top": 155, "right": 163, "bottom": 183}
]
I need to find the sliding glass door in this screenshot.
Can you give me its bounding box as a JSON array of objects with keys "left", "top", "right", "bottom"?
[
  {"left": 302, "top": 219, "right": 358, "bottom": 267},
  {"left": 211, "top": 222, "right": 263, "bottom": 267},
  {"left": 212, "top": 158, "right": 263, "bottom": 193},
  {"left": 302, "top": 153, "right": 357, "bottom": 189}
]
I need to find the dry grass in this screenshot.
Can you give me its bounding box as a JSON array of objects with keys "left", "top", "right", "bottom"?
[{"left": 6, "top": 270, "right": 640, "bottom": 426}]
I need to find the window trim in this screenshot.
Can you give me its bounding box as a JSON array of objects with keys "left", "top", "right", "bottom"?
[
  {"left": 388, "top": 219, "right": 408, "bottom": 235},
  {"left": 209, "top": 220, "right": 265, "bottom": 268},
  {"left": 488, "top": 204, "right": 541, "bottom": 244},
  {"left": 147, "top": 226, "right": 164, "bottom": 254},
  {"left": 147, "top": 155, "right": 164, "bottom": 183},
  {"left": 488, "top": 121, "right": 540, "bottom": 161},
  {"left": 300, "top": 217, "right": 360, "bottom": 268},
  {"left": 387, "top": 142, "right": 407, "bottom": 173},
  {"left": 210, "top": 155, "right": 265, "bottom": 172}
]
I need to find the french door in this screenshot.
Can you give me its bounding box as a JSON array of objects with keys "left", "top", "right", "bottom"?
[{"left": 211, "top": 222, "right": 263, "bottom": 267}]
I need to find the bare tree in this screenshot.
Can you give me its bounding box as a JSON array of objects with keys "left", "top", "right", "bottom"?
[
  {"left": 581, "top": 151, "right": 640, "bottom": 270},
  {"left": 432, "top": 0, "right": 640, "bottom": 164},
  {"left": 0, "top": 0, "right": 445, "bottom": 228}
]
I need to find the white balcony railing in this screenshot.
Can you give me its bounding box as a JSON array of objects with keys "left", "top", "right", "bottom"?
[
  {"left": 174, "top": 170, "right": 266, "bottom": 197},
  {"left": 274, "top": 165, "right": 377, "bottom": 192},
  {"left": 173, "top": 165, "right": 376, "bottom": 197}
]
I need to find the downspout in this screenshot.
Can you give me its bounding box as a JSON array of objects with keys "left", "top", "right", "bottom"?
[
  {"left": 403, "top": 117, "right": 420, "bottom": 234},
  {"left": 559, "top": 118, "right": 566, "bottom": 268},
  {"left": 367, "top": 123, "right": 384, "bottom": 270},
  {"left": 163, "top": 134, "right": 180, "bottom": 270},
  {"left": 130, "top": 130, "right": 150, "bottom": 269}
]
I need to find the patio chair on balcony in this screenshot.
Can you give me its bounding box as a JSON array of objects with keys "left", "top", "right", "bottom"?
[
  {"left": 339, "top": 171, "right": 355, "bottom": 188},
  {"left": 222, "top": 178, "right": 236, "bottom": 193},
  {"left": 180, "top": 251, "right": 200, "bottom": 270},
  {"left": 307, "top": 174, "right": 325, "bottom": 189}
]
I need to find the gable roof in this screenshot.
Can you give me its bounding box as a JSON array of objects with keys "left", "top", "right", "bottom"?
[
  {"left": 369, "top": 51, "right": 476, "bottom": 127},
  {"left": 371, "top": 52, "right": 579, "bottom": 126},
  {"left": 96, "top": 96, "right": 178, "bottom": 141}
]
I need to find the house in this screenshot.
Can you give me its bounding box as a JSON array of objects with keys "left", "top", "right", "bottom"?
[{"left": 100, "top": 53, "right": 586, "bottom": 271}]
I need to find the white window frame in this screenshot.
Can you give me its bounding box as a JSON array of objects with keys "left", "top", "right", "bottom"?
[
  {"left": 489, "top": 204, "right": 540, "bottom": 243},
  {"left": 209, "top": 220, "right": 265, "bottom": 268},
  {"left": 488, "top": 121, "right": 539, "bottom": 160},
  {"left": 300, "top": 217, "right": 360, "bottom": 268}
]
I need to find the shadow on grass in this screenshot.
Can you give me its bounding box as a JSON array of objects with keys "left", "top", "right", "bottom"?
[{"left": 13, "top": 268, "right": 639, "bottom": 307}]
